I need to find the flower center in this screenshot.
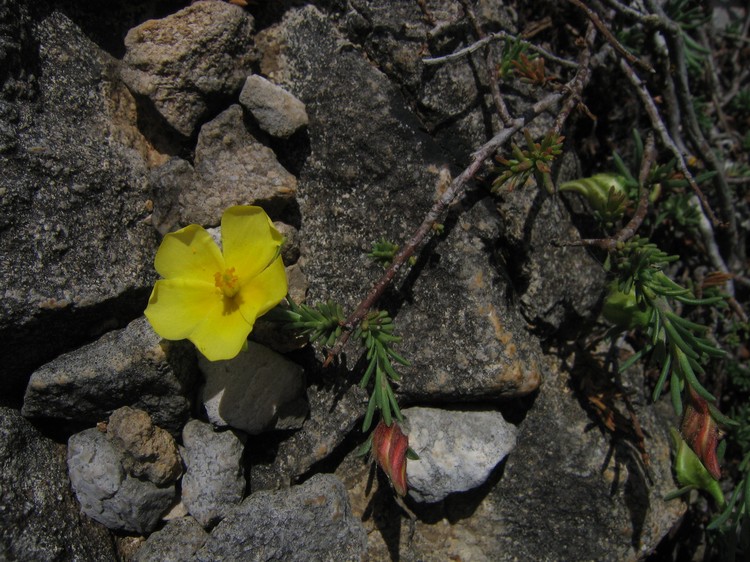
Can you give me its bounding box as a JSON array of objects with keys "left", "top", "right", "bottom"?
[{"left": 214, "top": 267, "right": 240, "bottom": 298}]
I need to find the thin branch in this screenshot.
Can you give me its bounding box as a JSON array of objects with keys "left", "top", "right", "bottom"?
[
  {"left": 323, "top": 120, "right": 521, "bottom": 365},
  {"left": 324, "top": 88, "right": 574, "bottom": 366},
  {"left": 459, "top": 0, "right": 513, "bottom": 125},
  {"left": 422, "top": 31, "right": 578, "bottom": 69},
  {"left": 617, "top": 57, "right": 720, "bottom": 227},
  {"left": 601, "top": 0, "right": 661, "bottom": 26},
  {"left": 552, "top": 22, "right": 597, "bottom": 135},
  {"left": 566, "top": 0, "right": 655, "bottom": 74},
  {"left": 643, "top": 0, "right": 740, "bottom": 263}
]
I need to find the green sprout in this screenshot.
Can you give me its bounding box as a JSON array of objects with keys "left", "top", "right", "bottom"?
[
  {"left": 356, "top": 310, "right": 410, "bottom": 432},
  {"left": 492, "top": 130, "right": 564, "bottom": 194},
  {"left": 369, "top": 238, "right": 400, "bottom": 267}
]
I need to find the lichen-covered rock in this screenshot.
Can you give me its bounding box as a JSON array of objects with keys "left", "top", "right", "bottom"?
[
  {"left": 181, "top": 419, "right": 245, "bottom": 529},
  {"left": 199, "top": 342, "right": 307, "bottom": 435},
  {"left": 107, "top": 406, "right": 182, "bottom": 486},
  {"left": 23, "top": 316, "right": 197, "bottom": 435},
  {"left": 194, "top": 474, "right": 367, "bottom": 562},
  {"left": 239, "top": 75, "right": 308, "bottom": 138},
  {"left": 133, "top": 516, "right": 208, "bottom": 562},
  {"left": 0, "top": 407, "right": 116, "bottom": 561},
  {"left": 67, "top": 427, "right": 176, "bottom": 534},
  {"left": 121, "top": 1, "right": 255, "bottom": 138},
  {"left": 403, "top": 406, "right": 518, "bottom": 503},
  {"left": 0, "top": 7, "right": 159, "bottom": 407}
]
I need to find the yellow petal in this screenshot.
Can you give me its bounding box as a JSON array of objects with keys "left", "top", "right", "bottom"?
[
  {"left": 187, "top": 295, "right": 254, "bottom": 361},
  {"left": 145, "top": 278, "right": 220, "bottom": 340},
  {"left": 154, "top": 224, "right": 225, "bottom": 283},
  {"left": 237, "top": 255, "right": 288, "bottom": 326},
  {"left": 221, "top": 206, "right": 283, "bottom": 283}
]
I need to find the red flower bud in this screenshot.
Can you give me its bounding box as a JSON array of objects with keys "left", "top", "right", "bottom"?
[
  {"left": 680, "top": 386, "right": 721, "bottom": 480},
  {"left": 372, "top": 420, "right": 409, "bottom": 496}
]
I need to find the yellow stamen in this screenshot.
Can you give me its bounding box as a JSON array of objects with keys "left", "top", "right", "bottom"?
[{"left": 214, "top": 267, "right": 240, "bottom": 298}]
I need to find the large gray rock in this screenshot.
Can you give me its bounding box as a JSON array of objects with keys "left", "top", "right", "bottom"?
[
  {"left": 495, "top": 181, "right": 607, "bottom": 334},
  {"left": 150, "top": 105, "right": 299, "bottom": 230},
  {"left": 67, "top": 427, "right": 176, "bottom": 534},
  {"left": 199, "top": 342, "right": 307, "bottom": 435},
  {"left": 0, "top": 407, "right": 116, "bottom": 561},
  {"left": 181, "top": 419, "right": 245, "bottom": 529},
  {"left": 194, "top": 474, "right": 367, "bottom": 562},
  {"left": 403, "top": 406, "right": 518, "bottom": 503},
  {"left": 134, "top": 516, "right": 209, "bottom": 562},
  {"left": 121, "top": 1, "right": 255, "bottom": 138},
  {"left": 0, "top": 6, "right": 159, "bottom": 406},
  {"left": 23, "top": 316, "right": 197, "bottom": 436},
  {"left": 256, "top": 5, "right": 542, "bottom": 402}
]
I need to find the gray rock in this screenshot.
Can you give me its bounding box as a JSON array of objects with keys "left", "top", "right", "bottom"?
[
  {"left": 403, "top": 407, "right": 518, "bottom": 503},
  {"left": 181, "top": 419, "right": 245, "bottom": 529},
  {"left": 134, "top": 516, "right": 208, "bottom": 562},
  {"left": 150, "top": 157, "right": 197, "bottom": 236},
  {"left": 395, "top": 199, "right": 543, "bottom": 401},
  {"left": 495, "top": 177, "right": 607, "bottom": 335},
  {"left": 67, "top": 428, "right": 176, "bottom": 534},
  {"left": 199, "top": 342, "right": 307, "bottom": 435},
  {"left": 121, "top": 1, "right": 255, "bottom": 137},
  {"left": 256, "top": 5, "right": 541, "bottom": 402},
  {"left": 152, "top": 105, "right": 298, "bottom": 228},
  {"left": 0, "top": 6, "right": 159, "bottom": 406},
  {"left": 239, "top": 75, "right": 309, "bottom": 138},
  {"left": 23, "top": 316, "right": 198, "bottom": 436},
  {"left": 194, "top": 474, "right": 367, "bottom": 562},
  {"left": 108, "top": 406, "right": 183, "bottom": 486},
  {"left": 249, "top": 381, "right": 368, "bottom": 492},
  {"left": 0, "top": 407, "right": 116, "bottom": 561}
]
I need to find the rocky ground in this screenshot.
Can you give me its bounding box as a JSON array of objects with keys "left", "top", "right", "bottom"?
[{"left": 1, "top": 0, "right": 747, "bottom": 561}]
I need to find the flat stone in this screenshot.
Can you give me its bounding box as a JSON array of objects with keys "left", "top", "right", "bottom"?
[
  {"left": 194, "top": 474, "right": 367, "bottom": 562},
  {"left": 181, "top": 419, "right": 245, "bottom": 529},
  {"left": 199, "top": 342, "right": 307, "bottom": 435},
  {"left": 121, "top": 1, "right": 255, "bottom": 137},
  {"left": 67, "top": 428, "right": 176, "bottom": 534},
  {"left": 22, "top": 316, "right": 198, "bottom": 436},
  {"left": 0, "top": 407, "right": 116, "bottom": 561},
  {"left": 239, "top": 75, "right": 308, "bottom": 138},
  {"left": 403, "top": 407, "right": 518, "bottom": 503}
]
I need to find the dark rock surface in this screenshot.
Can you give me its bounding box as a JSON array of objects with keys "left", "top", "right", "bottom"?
[
  {"left": 258, "top": 5, "right": 542, "bottom": 402},
  {"left": 0, "top": 3, "right": 159, "bottom": 406},
  {"left": 22, "top": 317, "right": 197, "bottom": 435},
  {"left": 194, "top": 474, "right": 367, "bottom": 562},
  {"left": 133, "top": 516, "right": 208, "bottom": 562},
  {"left": 0, "top": 407, "right": 117, "bottom": 561}
]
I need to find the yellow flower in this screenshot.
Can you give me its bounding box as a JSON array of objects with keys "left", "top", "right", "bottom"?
[{"left": 145, "top": 206, "right": 287, "bottom": 361}]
